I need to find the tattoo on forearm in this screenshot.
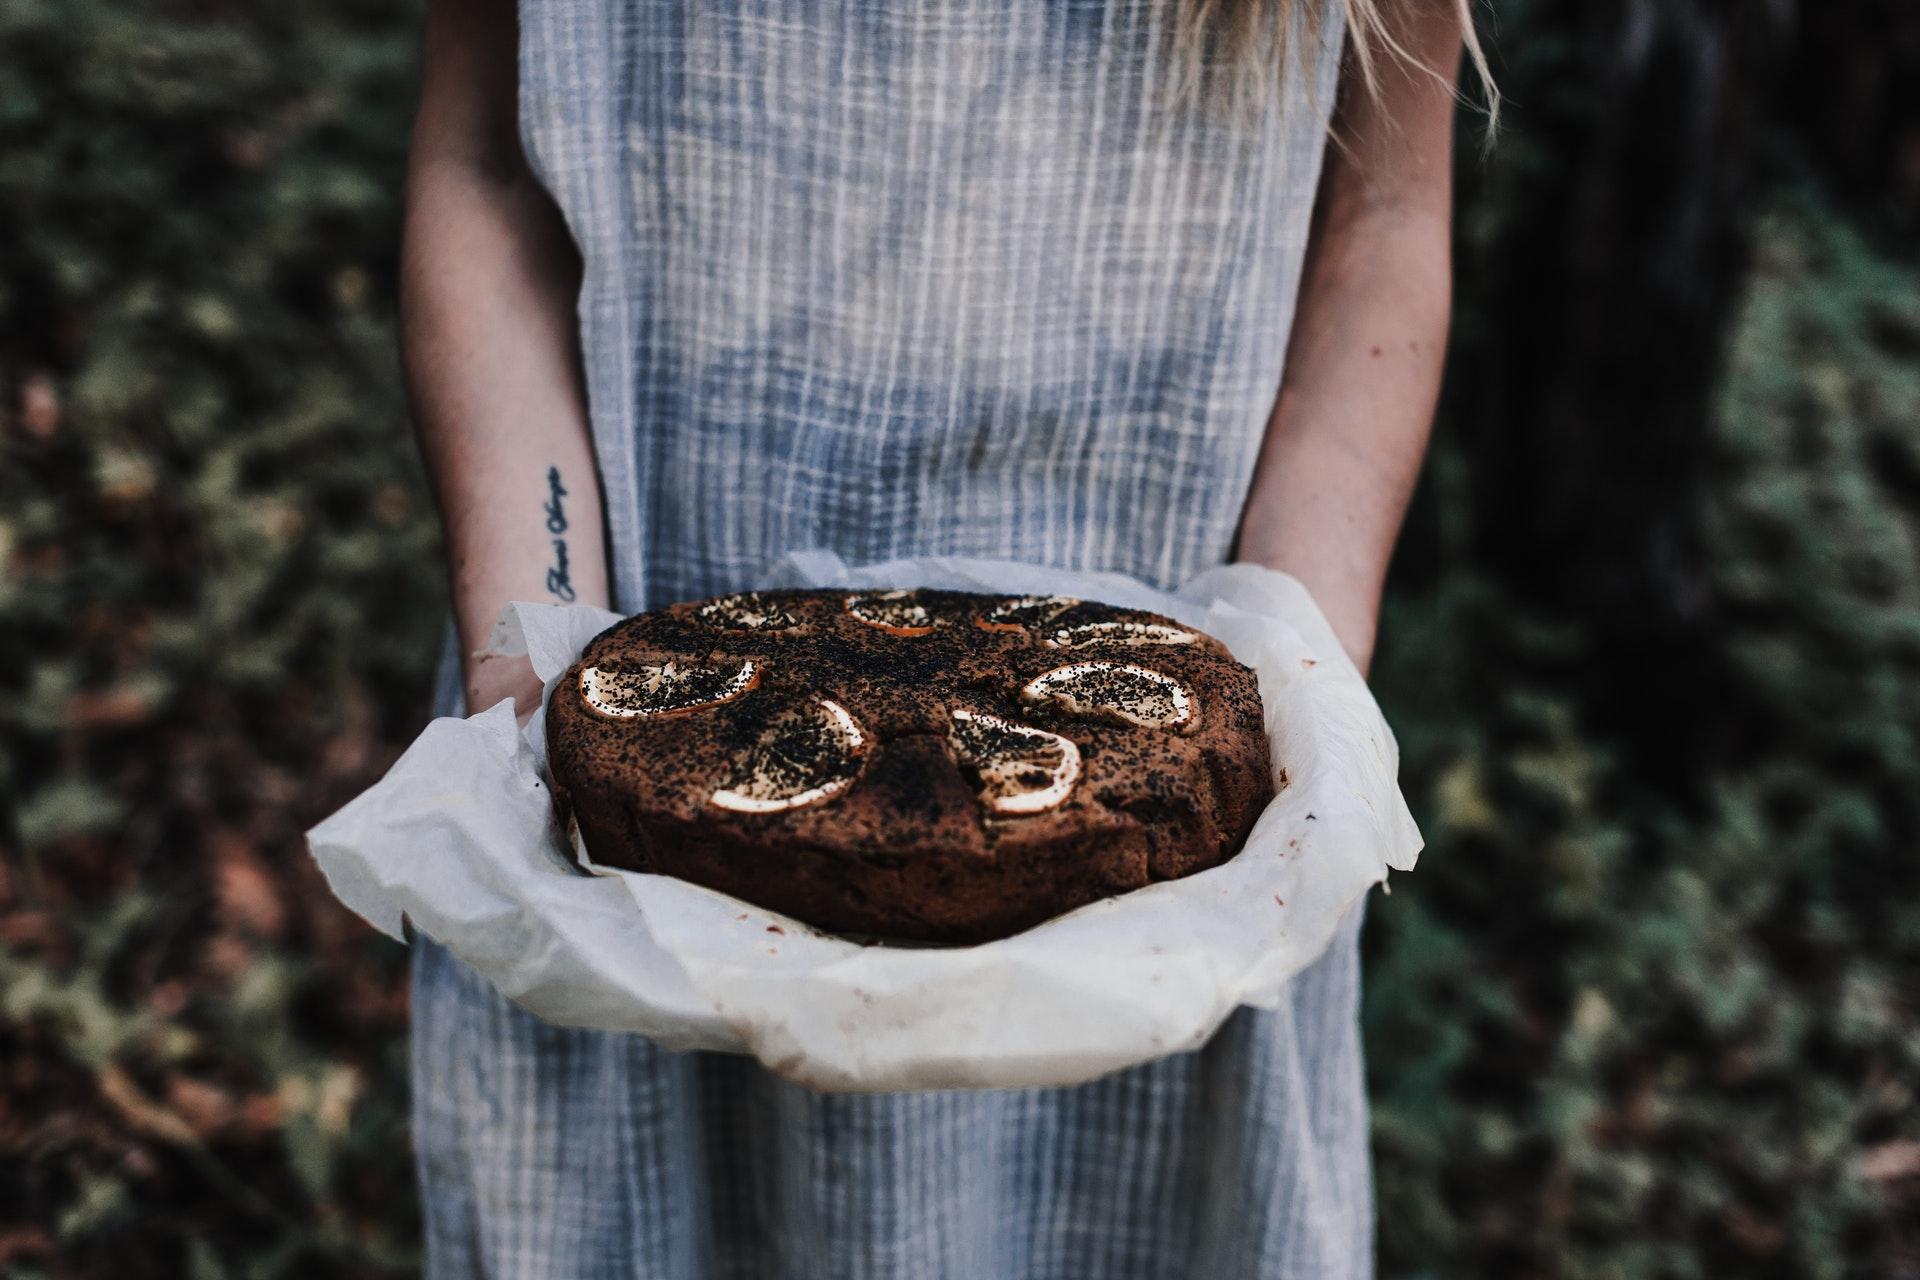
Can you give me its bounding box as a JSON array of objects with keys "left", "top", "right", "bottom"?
[{"left": 543, "top": 466, "right": 576, "bottom": 603}]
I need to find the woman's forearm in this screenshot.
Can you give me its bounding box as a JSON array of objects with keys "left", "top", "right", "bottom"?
[
  {"left": 1234, "top": 6, "right": 1464, "bottom": 674},
  {"left": 403, "top": 160, "right": 608, "bottom": 657},
  {"left": 401, "top": 0, "right": 607, "bottom": 705},
  {"left": 1233, "top": 203, "right": 1450, "bottom": 674}
]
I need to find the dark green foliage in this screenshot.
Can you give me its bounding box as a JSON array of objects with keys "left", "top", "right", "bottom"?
[
  {"left": 1, "top": 0, "right": 1915, "bottom": 1277},
  {"left": 2, "top": 0, "right": 435, "bottom": 1275},
  {"left": 1369, "top": 193, "right": 1920, "bottom": 1279},
  {"left": 1361, "top": 0, "right": 1920, "bottom": 1268}
]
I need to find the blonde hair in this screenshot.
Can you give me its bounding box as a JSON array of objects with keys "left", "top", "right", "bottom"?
[{"left": 1175, "top": 0, "right": 1500, "bottom": 134}]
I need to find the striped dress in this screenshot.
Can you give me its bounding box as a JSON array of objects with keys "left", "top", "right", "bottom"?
[{"left": 413, "top": 0, "right": 1372, "bottom": 1274}]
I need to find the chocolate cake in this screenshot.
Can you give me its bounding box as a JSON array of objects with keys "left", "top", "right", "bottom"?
[{"left": 544, "top": 588, "right": 1275, "bottom": 943}]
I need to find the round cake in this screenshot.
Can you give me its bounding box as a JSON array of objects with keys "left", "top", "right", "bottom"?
[{"left": 544, "top": 588, "right": 1275, "bottom": 943}]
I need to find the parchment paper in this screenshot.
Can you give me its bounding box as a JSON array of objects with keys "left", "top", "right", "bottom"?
[{"left": 307, "top": 552, "right": 1421, "bottom": 1091}]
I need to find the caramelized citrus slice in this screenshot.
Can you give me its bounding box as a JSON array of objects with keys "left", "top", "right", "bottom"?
[
  {"left": 844, "top": 589, "right": 942, "bottom": 636},
  {"left": 1019, "top": 661, "right": 1193, "bottom": 731},
  {"left": 947, "top": 708, "right": 1082, "bottom": 816},
  {"left": 580, "top": 659, "right": 759, "bottom": 719},
  {"left": 696, "top": 591, "right": 799, "bottom": 631},
  {"left": 975, "top": 594, "right": 1081, "bottom": 634},
  {"left": 710, "top": 699, "right": 869, "bottom": 814},
  {"left": 1044, "top": 620, "right": 1197, "bottom": 649}
]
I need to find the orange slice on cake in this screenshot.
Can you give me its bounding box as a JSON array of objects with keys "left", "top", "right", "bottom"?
[
  {"left": 844, "top": 589, "right": 943, "bottom": 636},
  {"left": 710, "top": 699, "right": 869, "bottom": 814},
  {"left": 695, "top": 592, "right": 800, "bottom": 631},
  {"left": 1044, "top": 620, "right": 1197, "bottom": 649},
  {"left": 579, "top": 660, "right": 759, "bottom": 719},
  {"left": 946, "top": 708, "right": 1082, "bottom": 816},
  {"left": 1020, "top": 661, "right": 1193, "bottom": 732},
  {"left": 975, "top": 594, "right": 1082, "bottom": 634}
]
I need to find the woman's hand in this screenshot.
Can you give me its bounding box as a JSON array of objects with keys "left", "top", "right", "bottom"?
[
  {"left": 464, "top": 650, "right": 544, "bottom": 723},
  {"left": 1292, "top": 576, "right": 1381, "bottom": 679}
]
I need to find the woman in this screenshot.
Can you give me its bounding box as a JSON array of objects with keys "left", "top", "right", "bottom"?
[{"left": 401, "top": 0, "right": 1488, "bottom": 1273}]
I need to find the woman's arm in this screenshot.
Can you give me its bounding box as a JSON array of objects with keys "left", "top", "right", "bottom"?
[
  {"left": 1233, "top": 2, "right": 1465, "bottom": 675},
  {"left": 402, "top": 0, "right": 608, "bottom": 715}
]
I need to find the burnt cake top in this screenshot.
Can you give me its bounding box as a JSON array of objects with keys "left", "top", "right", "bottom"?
[{"left": 548, "top": 588, "right": 1265, "bottom": 830}]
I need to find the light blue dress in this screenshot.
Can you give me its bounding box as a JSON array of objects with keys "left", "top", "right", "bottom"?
[{"left": 413, "top": 0, "right": 1372, "bottom": 1274}]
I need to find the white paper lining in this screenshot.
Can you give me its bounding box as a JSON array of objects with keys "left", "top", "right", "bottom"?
[{"left": 307, "top": 552, "right": 1421, "bottom": 1091}]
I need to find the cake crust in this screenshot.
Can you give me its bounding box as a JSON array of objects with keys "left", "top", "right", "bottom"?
[{"left": 545, "top": 588, "right": 1275, "bottom": 944}]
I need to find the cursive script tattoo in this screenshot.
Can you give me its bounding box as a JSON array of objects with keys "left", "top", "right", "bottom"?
[{"left": 544, "top": 466, "right": 576, "bottom": 602}]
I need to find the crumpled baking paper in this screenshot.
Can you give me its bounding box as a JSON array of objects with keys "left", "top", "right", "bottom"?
[{"left": 307, "top": 551, "right": 1421, "bottom": 1092}]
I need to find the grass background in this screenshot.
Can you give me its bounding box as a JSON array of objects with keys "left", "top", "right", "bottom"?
[{"left": 2, "top": 0, "right": 1916, "bottom": 1276}]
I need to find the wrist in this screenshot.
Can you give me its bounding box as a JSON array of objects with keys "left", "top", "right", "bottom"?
[
  {"left": 1230, "top": 550, "right": 1381, "bottom": 677},
  {"left": 448, "top": 555, "right": 609, "bottom": 665},
  {"left": 462, "top": 649, "right": 545, "bottom": 722},
  {"left": 438, "top": 460, "right": 612, "bottom": 661}
]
